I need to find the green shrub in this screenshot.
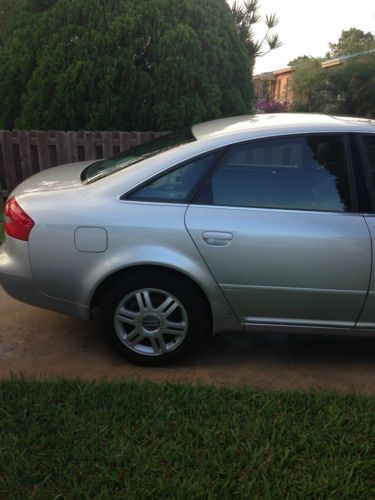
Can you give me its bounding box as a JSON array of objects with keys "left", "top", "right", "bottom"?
[{"left": 0, "top": 0, "right": 253, "bottom": 131}]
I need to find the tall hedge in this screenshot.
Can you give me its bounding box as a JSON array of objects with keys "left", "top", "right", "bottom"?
[{"left": 0, "top": 0, "right": 253, "bottom": 130}]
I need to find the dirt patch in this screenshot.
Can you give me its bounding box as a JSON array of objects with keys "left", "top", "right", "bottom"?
[{"left": 1, "top": 287, "right": 375, "bottom": 393}]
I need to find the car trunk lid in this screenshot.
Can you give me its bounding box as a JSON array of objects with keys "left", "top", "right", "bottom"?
[{"left": 10, "top": 160, "right": 94, "bottom": 196}]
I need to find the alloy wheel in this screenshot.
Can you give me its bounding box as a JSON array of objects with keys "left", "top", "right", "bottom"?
[{"left": 114, "top": 288, "right": 189, "bottom": 356}]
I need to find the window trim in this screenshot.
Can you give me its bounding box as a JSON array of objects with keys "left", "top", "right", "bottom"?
[
  {"left": 119, "top": 147, "right": 229, "bottom": 204},
  {"left": 343, "top": 133, "right": 358, "bottom": 212},
  {"left": 191, "top": 133, "right": 358, "bottom": 214},
  {"left": 356, "top": 133, "right": 375, "bottom": 213}
]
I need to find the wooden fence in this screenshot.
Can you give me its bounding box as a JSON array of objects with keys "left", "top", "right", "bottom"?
[{"left": 0, "top": 130, "right": 166, "bottom": 199}]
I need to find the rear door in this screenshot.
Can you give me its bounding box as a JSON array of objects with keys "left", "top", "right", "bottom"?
[{"left": 185, "top": 134, "right": 371, "bottom": 327}]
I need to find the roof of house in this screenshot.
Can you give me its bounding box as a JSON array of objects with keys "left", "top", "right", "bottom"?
[{"left": 322, "top": 48, "right": 375, "bottom": 69}]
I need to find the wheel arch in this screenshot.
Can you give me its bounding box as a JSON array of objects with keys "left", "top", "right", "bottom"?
[{"left": 90, "top": 264, "right": 213, "bottom": 333}]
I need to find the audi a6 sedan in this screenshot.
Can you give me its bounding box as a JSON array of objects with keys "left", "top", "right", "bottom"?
[{"left": 1, "top": 113, "right": 375, "bottom": 365}]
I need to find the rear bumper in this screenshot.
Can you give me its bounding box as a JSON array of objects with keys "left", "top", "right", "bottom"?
[{"left": 0, "top": 238, "right": 89, "bottom": 320}]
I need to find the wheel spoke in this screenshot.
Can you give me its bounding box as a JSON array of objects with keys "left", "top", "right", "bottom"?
[
  {"left": 158, "top": 297, "right": 179, "bottom": 318},
  {"left": 136, "top": 291, "right": 153, "bottom": 312},
  {"left": 127, "top": 331, "right": 144, "bottom": 347},
  {"left": 116, "top": 307, "right": 139, "bottom": 325},
  {"left": 150, "top": 338, "right": 161, "bottom": 355},
  {"left": 165, "top": 320, "right": 186, "bottom": 336},
  {"left": 157, "top": 335, "right": 168, "bottom": 353}
]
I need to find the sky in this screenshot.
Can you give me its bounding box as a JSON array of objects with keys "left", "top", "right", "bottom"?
[{"left": 229, "top": 0, "right": 375, "bottom": 74}]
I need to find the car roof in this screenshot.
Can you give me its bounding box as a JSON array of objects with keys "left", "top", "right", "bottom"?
[
  {"left": 91, "top": 113, "right": 375, "bottom": 196},
  {"left": 192, "top": 113, "right": 375, "bottom": 140}
]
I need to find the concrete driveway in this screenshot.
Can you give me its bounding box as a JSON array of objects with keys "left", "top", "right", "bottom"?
[{"left": 1, "top": 286, "right": 375, "bottom": 393}]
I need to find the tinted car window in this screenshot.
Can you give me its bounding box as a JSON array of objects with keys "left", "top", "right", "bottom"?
[
  {"left": 196, "top": 136, "right": 351, "bottom": 212},
  {"left": 126, "top": 151, "right": 223, "bottom": 203}
]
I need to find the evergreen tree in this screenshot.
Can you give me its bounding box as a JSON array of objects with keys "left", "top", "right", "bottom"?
[{"left": 0, "top": 0, "right": 254, "bottom": 131}]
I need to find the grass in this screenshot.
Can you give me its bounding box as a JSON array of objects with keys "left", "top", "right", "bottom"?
[{"left": 1, "top": 380, "right": 375, "bottom": 498}]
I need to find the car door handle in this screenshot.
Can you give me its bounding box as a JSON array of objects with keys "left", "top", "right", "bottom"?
[{"left": 202, "top": 231, "right": 233, "bottom": 246}]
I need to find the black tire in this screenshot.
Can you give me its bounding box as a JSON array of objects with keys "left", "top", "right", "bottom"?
[{"left": 98, "top": 269, "right": 209, "bottom": 366}]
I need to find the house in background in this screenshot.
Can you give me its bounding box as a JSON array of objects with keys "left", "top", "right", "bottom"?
[
  {"left": 253, "top": 67, "right": 293, "bottom": 106},
  {"left": 254, "top": 49, "right": 375, "bottom": 108}
]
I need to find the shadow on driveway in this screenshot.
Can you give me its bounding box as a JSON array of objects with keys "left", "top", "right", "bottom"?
[{"left": 1, "top": 287, "right": 375, "bottom": 393}]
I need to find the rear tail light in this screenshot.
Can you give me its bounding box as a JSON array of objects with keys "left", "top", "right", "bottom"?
[{"left": 3, "top": 196, "right": 34, "bottom": 241}]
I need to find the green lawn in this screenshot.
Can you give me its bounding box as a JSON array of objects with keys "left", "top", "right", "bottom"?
[{"left": 1, "top": 380, "right": 375, "bottom": 498}]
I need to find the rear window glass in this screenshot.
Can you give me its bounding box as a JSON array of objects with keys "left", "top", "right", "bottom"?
[
  {"left": 126, "top": 151, "right": 223, "bottom": 203},
  {"left": 81, "top": 129, "right": 195, "bottom": 183}
]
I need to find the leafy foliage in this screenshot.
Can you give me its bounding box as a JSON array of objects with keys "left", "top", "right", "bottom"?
[
  {"left": 327, "top": 28, "right": 375, "bottom": 58},
  {"left": 0, "top": 0, "right": 253, "bottom": 131},
  {"left": 231, "top": 0, "right": 282, "bottom": 65},
  {"left": 323, "top": 55, "right": 375, "bottom": 117},
  {"left": 288, "top": 55, "right": 312, "bottom": 67},
  {"left": 290, "top": 57, "right": 326, "bottom": 112},
  {"left": 290, "top": 53, "right": 375, "bottom": 118},
  {"left": 289, "top": 28, "right": 375, "bottom": 117}
]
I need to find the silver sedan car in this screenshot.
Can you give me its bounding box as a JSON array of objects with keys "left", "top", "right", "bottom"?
[{"left": 1, "top": 113, "right": 375, "bottom": 365}]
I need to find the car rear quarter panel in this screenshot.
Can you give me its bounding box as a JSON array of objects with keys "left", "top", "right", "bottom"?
[{"left": 25, "top": 192, "right": 239, "bottom": 334}]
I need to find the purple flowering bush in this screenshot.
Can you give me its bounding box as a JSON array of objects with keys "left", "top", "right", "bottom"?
[{"left": 256, "top": 99, "right": 289, "bottom": 113}]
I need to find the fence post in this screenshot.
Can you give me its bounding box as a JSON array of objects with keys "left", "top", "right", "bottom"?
[
  {"left": 0, "top": 189, "right": 7, "bottom": 213},
  {"left": 0, "top": 131, "right": 18, "bottom": 193}
]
